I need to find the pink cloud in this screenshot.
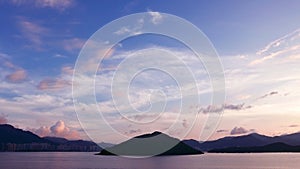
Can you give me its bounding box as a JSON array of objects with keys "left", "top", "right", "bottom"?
[
  {"left": 50, "top": 120, "right": 80, "bottom": 139},
  {"left": 0, "top": 114, "right": 8, "bottom": 124},
  {"left": 62, "top": 38, "right": 85, "bottom": 52},
  {"left": 18, "top": 19, "right": 49, "bottom": 49},
  {"left": 32, "top": 120, "right": 80, "bottom": 140},
  {"left": 34, "top": 126, "right": 51, "bottom": 136},
  {"left": 5, "top": 69, "right": 27, "bottom": 83},
  {"left": 50, "top": 120, "right": 67, "bottom": 134},
  {"left": 61, "top": 66, "right": 74, "bottom": 75},
  {"left": 37, "top": 78, "right": 71, "bottom": 90}
]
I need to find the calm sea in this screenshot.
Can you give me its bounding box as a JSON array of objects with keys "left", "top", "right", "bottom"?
[{"left": 0, "top": 152, "right": 299, "bottom": 169}]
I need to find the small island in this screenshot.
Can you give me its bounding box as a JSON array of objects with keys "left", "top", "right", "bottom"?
[{"left": 97, "top": 131, "right": 203, "bottom": 156}]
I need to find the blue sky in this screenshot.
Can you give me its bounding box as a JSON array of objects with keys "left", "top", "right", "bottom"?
[{"left": 1, "top": 0, "right": 300, "bottom": 143}]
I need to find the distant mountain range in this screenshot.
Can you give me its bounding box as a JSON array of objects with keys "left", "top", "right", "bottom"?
[
  {"left": 2, "top": 123, "right": 300, "bottom": 153},
  {"left": 209, "top": 142, "right": 300, "bottom": 153},
  {"left": 185, "top": 132, "right": 300, "bottom": 152},
  {"left": 0, "top": 124, "right": 101, "bottom": 152},
  {"left": 98, "top": 131, "right": 203, "bottom": 156}
]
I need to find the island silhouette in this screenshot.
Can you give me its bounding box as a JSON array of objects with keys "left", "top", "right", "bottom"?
[{"left": 97, "top": 131, "right": 203, "bottom": 156}]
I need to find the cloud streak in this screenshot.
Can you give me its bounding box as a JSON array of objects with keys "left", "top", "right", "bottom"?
[
  {"left": 216, "top": 129, "right": 228, "bottom": 133},
  {"left": 5, "top": 69, "right": 27, "bottom": 83},
  {"left": 251, "top": 28, "right": 300, "bottom": 65},
  {"left": 37, "top": 78, "right": 71, "bottom": 90},
  {"left": 258, "top": 91, "right": 279, "bottom": 99},
  {"left": 1, "top": 53, "right": 28, "bottom": 83},
  {"left": 61, "top": 66, "right": 74, "bottom": 75},
  {"left": 257, "top": 29, "right": 300, "bottom": 56},
  {"left": 230, "top": 127, "right": 250, "bottom": 135},
  {"left": 11, "top": 0, "right": 74, "bottom": 10},
  {"left": 199, "top": 103, "right": 252, "bottom": 114},
  {"left": 18, "top": 18, "right": 49, "bottom": 49}
]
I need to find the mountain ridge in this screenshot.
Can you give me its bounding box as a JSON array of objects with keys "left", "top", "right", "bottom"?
[
  {"left": 187, "top": 132, "right": 300, "bottom": 152},
  {"left": 0, "top": 124, "right": 53, "bottom": 144},
  {"left": 209, "top": 142, "right": 300, "bottom": 153},
  {"left": 0, "top": 124, "right": 101, "bottom": 152}
]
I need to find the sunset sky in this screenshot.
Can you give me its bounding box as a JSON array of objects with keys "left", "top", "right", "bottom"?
[{"left": 1, "top": 0, "right": 300, "bottom": 143}]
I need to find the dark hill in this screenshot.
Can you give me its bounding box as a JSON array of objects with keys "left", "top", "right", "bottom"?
[
  {"left": 273, "top": 132, "right": 300, "bottom": 145},
  {"left": 43, "top": 137, "right": 68, "bottom": 144},
  {"left": 98, "top": 131, "right": 203, "bottom": 156},
  {"left": 0, "top": 124, "right": 101, "bottom": 152},
  {"left": 0, "top": 124, "right": 50, "bottom": 144},
  {"left": 198, "top": 133, "right": 273, "bottom": 151},
  {"left": 183, "top": 139, "right": 202, "bottom": 151}
]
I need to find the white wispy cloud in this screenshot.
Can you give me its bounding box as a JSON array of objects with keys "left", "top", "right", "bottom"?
[
  {"left": 35, "top": 0, "right": 74, "bottom": 10},
  {"left": 11, "top": 0, "right": 74, "bottom": 10},
  {"left": 114, "top": 27, "right": 131, "bottom": 35},
  {"left": 198, "top": 103, "right": 252, "bottom": 114},
  {"left": 251, "top": 28, "right": 300, "bottom": 65},
  {"left": 148, "top": 10, "right": 163, "bottom": 24},
  {"left": 250, "top": 44, "right": 300, "bottom": 65},
  {"left": 257, "top": 29, "right": 300, "bottom": 55},
  {"left": 113, "top": 18, "right": 144, "bottom": 36},
  {"left": 113, "top": 11, "right": 163, "bottom": 36}
]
